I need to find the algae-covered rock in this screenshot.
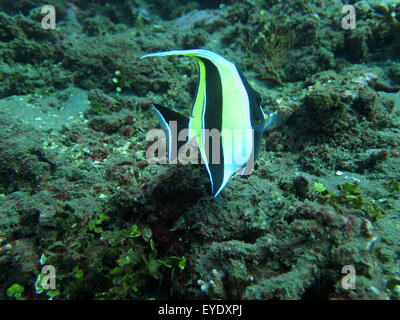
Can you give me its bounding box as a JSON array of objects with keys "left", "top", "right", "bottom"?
[{"left": 0, "top": 0, "right": 400, "bottom": 301}]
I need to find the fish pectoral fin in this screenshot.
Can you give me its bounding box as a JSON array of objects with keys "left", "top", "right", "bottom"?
[{"left": 152, "top": 104, "right": 190, "bottom": 162}]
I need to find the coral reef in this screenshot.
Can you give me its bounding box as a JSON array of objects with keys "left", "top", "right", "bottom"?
[{"left": 0, "top": 0, "right": 400, "bottom": 301}]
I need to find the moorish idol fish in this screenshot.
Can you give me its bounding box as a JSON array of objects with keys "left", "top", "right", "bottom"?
[{"left": 141, "top": 49, "right": 286, "bottom": 197}]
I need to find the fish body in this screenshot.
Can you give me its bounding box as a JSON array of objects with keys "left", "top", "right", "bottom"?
[{"left": 141, "top": 49, "right": 283, "bottom": 197}]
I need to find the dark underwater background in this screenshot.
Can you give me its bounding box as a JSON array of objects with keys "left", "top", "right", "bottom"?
[{"left": 0, "top": 0, "right": 399, "bottom": 300}]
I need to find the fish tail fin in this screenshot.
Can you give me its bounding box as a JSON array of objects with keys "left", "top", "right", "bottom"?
[{"left": 152, "top": 104, "right": 191, "bottom": 163}]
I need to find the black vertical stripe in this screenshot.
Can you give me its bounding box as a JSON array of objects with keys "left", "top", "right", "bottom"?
[
  {"left": 237, "top": 68, "right": 264, "bottom": 125},
  {"left": 201, "top": 59, "right": 224, "bottom": 196}
]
